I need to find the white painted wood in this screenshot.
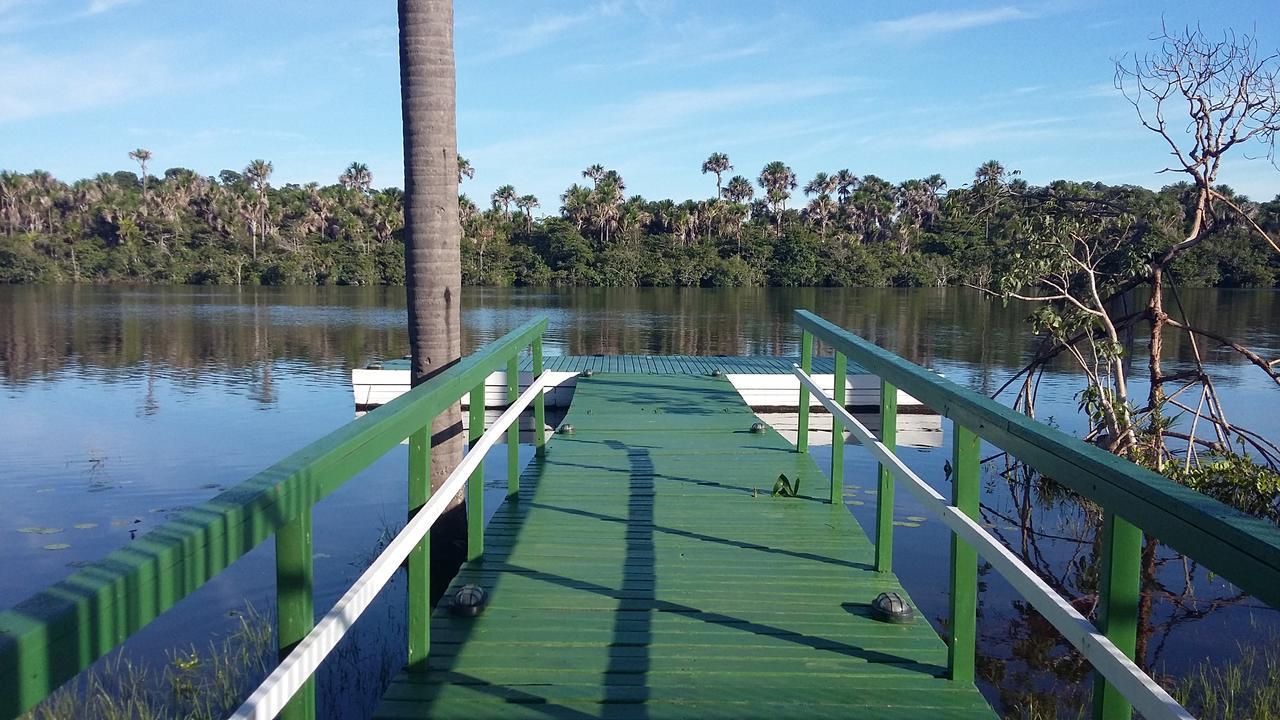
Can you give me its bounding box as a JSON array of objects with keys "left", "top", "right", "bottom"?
[
  {"left": 352, "top": 369, "right": 926, "bottom": 410},
  {"left": 352, "top": 369, "right": 578, "bottom": 408},
  {"left": 755, "top": 411, "right": 943, "bottom": 449},
  {"left": 793, "top": 366, "right": 1193, "bottom": 720},
  {"left": 230, "top": 375, "right": 554, "bottom": 720}
]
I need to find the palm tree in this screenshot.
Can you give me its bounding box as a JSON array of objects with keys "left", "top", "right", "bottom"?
[
  {"left": 491, "top": 184, "right": 517, "bottom": 216},
  {"left": 618, "top": 199, "right": 652, "bottom": 242},
  {"left": 974, "top": 160, "right": 1006, "bottom": 190},
  {"left": 723, "top": 175, "right": 754, "bottom": 204},
  {"left": 592, "top": 179, "right": 623, "bottom": 245},
  {"left": 129, "top": 148, "right": 152, "bottom": 211},
  {"left": 834, "top": 169, "right": 857, "bottom": 201},
  {"left": 458, "top": 194, "right": 478, "bottom": 226},
  {"left": 560, "top": 183, "right": 592, "bottom": 231},
  {"left": 757, "top": 161, "right": 796, "bottom": 236},
  {"left": 399, "top": 0, "right": 466, "bottom": 585},
  {"left": 701, "top": 152, "right": 732, "bottom": 199},
  {"left": 243, "top": 159, "right": 273, "bottom": 259},
  {"left": 339, "top": 162, "right": 373, "bottom": 193},
  {"left": 803, "top": 172, "right": 835, "bottom": 197},
  {"left": 582, "top": 163, "right": 605, "bottom": 187},
  {"left": 515, "top": 194, "right": 539, "bottom": 232},
  {"left": 805, "top": 194, "right": 837, "bottom": 238},
  {"left": 601, "top": 169, "right": 625, "bottom": 193},
  {"left": 457, "top": 155, "right": 475, "bottom": 183}
]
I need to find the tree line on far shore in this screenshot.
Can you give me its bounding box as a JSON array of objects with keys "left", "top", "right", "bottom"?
[{"left": 1, "top": 153, "right": 1277, "bottom": 289}]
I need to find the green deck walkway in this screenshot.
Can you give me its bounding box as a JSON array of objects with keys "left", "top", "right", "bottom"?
[
  {"left": 380, "top": 354, "right": 852, "bottom": 374},
  {"left": 374, "top": 373, "right": 995, "bottom": 719}
]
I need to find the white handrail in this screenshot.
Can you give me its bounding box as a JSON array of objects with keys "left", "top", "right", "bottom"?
[
  {"left": 793, "top": 365, "right": 1192, "bottom": 720},
  {"left": 229, "top": 374, "right": 553, "bottom": 720}
]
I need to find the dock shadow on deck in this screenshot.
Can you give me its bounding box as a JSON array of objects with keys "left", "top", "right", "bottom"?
[{"left": 374, "top": 374, "right": 994, "bottom": 719}]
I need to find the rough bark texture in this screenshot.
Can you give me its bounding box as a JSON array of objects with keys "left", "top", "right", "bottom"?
[{"left": 398, "top": 0, "right": 466, "bottom": 596}]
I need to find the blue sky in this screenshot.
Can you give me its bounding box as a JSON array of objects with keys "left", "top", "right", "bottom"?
[{"left": 3, "top": 1, "right": 1279, "bottom": 208}]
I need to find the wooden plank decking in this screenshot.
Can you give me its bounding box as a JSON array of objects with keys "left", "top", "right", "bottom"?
[
  {"left": 379, "top": 354, "right": 850, "bottom": 374},
  {"left": 374, "top": 373, "right": 994, "bottom": 719}
]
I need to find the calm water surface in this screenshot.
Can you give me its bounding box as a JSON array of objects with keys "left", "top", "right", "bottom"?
[{"left": 2, "top": 285, "right": 1278, "bottom": 717}]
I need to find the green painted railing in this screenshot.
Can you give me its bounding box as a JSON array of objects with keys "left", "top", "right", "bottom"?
[
  {"left": 0, "top": 316, "right": 549, "bottom": 719},
  {"left": 795, "top": 309, "right": 1280, "bottom": 720}
]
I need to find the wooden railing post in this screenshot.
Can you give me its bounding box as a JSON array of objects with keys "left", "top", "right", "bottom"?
[
  {"left": 406, "top": 425, "right": 431, "bottom": 673},
  {"left": 275, "top": 508, "right": 315, "bottom": 720},
  {"left": 532, "top": 337, "right": 546, "bottom": 457},
  {"left": 468, "top": 384, "right": 486, "bottom": 563},
  {"left": 797, "top": 330, "right": 813, "bottom": 452},
  {"left": 875, "top": 379, "right": 897, "bottom": 573},
  {"left": 506, "top": 357, "right": 520, "bottom": 501},
  {"left": 830, "top": 351, "right": 847, "bottom": 504},
  {"left": 948, "top": 423, "right": 980, "bottom": 685},
  {"left": 1092, "top": 510, "right": 1142, "bottom": 720}
]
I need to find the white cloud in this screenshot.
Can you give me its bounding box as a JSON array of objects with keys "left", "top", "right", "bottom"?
[
  {"left": 0, "top": 44, "right": 174, "bottom": 122},
  {"left": 85, "top": 0, "right": 138, "bottom": 15},
  {"left": 918, "top": 117, "right": 1069, "bottom": 149},
  {"left": 872, "top": 7, "right": 1033, "bottom": 39},
  {"left": 468, "top": 1, "right": 624, "bottom": 63}
]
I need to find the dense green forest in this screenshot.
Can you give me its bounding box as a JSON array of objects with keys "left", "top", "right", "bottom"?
[{"left": 1, "top": 154, "right": 1277, "bottom": 288}]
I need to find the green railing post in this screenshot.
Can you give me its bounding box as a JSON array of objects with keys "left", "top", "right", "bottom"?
[
  {"left": 797, "top": 330, "right": 813, "bottom": 452},
  {"left": 533, "top": 337, "right": 546, "bottom": 457},
  {"left": 468, "top": 384, "right": 486, "bottom": 563},
  {"left": 506, "top": 357, "right": 519, "bottom": 501},
  {"left": 830, "top": 351, "right": 847, "bottom": 504},
  {"left": 948, "top": 423, "right": 980, "bottom": 685},
  {"left": 275, "top": 508, "right": 315, "bottom": 720},
  {"left": 875, "top": 379, "right": 897, "bottom": 573},
  {"left": 406, "top": 425, "right": 431, "bottom": 673},
  {"left": 1092, "top": 510, "right": 1142, "bottom": 720}
]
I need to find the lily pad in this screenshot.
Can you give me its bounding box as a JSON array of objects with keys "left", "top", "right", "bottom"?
[
  {"left": 74, "top": 523, "right": 98, "bottom": 530},
  {"left": 43, "top": 543, "right": 71, "bottom": 551},
  {"left": 19, "top": 527, "right": 64, "bottom": 535}
]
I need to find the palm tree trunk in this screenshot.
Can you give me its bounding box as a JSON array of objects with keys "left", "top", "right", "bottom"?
[{"left": 400, "top": 0, "right": 467, "bottom": 597}]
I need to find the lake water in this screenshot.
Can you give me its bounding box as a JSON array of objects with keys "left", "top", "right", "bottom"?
[{"left": 2, "top": 285, "right": 1278, "bottom": 717}]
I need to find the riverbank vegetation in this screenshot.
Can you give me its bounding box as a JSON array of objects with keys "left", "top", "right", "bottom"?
[{"left": 2, "top": 157, "right": 1278, "bottom": 289}]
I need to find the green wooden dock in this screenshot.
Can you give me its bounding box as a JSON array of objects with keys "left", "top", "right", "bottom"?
[
  {"left": 378, "top": 354, "right": 851, "bottom": 374},
  {"left": 374, "top": 373, "right": 995, "bottom": 719},
  {"left": 10, "top": 312, "right": 1262, "bottom": 720}
]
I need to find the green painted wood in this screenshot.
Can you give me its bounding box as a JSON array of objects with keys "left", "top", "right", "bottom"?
[
  {"left": 390, "top": 354, "right": 848, "bottom": 375},
  {"left": 532, "top": 338, "right": 546, "bottom": 457},
  {"left": 406, "top": 427, "right": 431, "bottom": 674},
  {"left": 797, "top": 331, "right": 813, "bottom": 452},
  {"left": 794, "top": 309, "right": 1280, "bottom": 608},
  {"left": 275, "top": 508, "right": 315, "bottom": 720},
  {"left": 375, "top": 374, "right": 994, "bottom": 719},
  {"left": 506, "top": 357, "right": 519, "bottom": 500},
  {"left": 876, "top": 378, "right": 898, "bottom": 574},
  {"left": 0, "top": 317, "right": 548, "bottom": 718},
  {"left": 1092, "top": 510, "right": 1141, "bottom": 720},
  {"left": 468, "top": 384, "right": 485, "bottom": 564},
  {"left": 831, "top": 352, "right": 847, "bottom": 504},
  {"left": 948, "top": 423, "right": 979, "bottom": 686}
]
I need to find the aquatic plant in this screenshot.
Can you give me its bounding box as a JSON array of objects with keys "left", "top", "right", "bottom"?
[
  {"left": 1172, "top": 633, "right": 1280, "bottom": 720},
  {"left": 21, "top": 605, "right": 273, "bottom": 720}
]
